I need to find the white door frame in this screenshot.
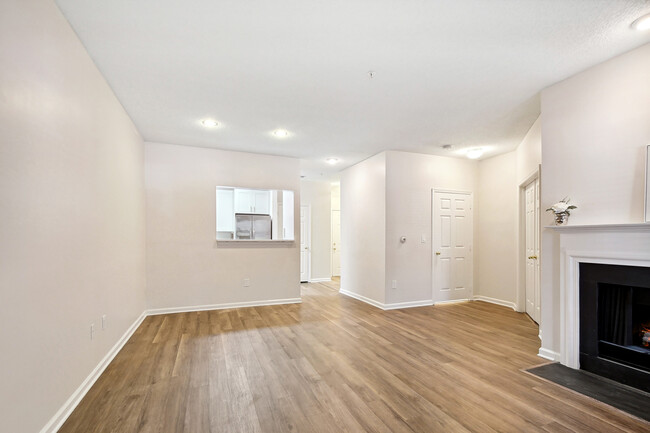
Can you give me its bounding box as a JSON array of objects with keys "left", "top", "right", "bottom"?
[
  {"left": 517, "top": 167, "right": 541, "bottom": 315},
  {"left": 300, "top": 205, "right": 312, "bottom": 282},
  {"left": 431, "top": 188, "right": 474, "bottom": 304},
  {"left": 330, "top": 209, "right": 340, "bottom": 277}
]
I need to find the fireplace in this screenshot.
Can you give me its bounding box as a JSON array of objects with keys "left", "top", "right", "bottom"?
[{"left": 580, "top": 263, "right": 650, "bottom": 392}]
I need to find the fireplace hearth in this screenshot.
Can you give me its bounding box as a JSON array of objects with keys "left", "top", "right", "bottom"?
[{"left": 580, "top": 263, "right": 650, "bottom": 392}]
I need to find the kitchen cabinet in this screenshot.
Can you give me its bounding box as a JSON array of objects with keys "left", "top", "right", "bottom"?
[
  {"left": 235, "top": 189, "right": 271, "bottom": 214},
  {"left": 253, "top": 190, "right": 270, "bottom": 214}
]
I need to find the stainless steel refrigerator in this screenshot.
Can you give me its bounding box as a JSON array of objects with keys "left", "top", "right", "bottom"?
[{"left": 235, "top": 214, "right": 272, "bottom": 240}]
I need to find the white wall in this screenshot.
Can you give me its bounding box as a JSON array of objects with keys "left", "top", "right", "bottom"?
[
  {"left": 540, "top": 43, "right": 650, "bottom": 356},
  {"left": 476, "top": 152, "right": 518, "bottom": 304},
  {"left": 145, "top": 142, "right": 301, "bottom": 310},
  {"left": 340, "top": 153, "right": 386, "bottom": 304},
  {"left": 0, "top": 1, "right": 146, "bottom": 432},
  {"left": 300, "top": 180, "right": 332, "bottom": 281},
  {"left": 385, "top": 151, "right": 478, "bottom": 304}
]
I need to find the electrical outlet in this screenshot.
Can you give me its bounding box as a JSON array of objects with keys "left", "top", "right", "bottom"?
[
  {"left": 392, "top": 280, "right": 397, "bottom": 289},
  {"left": 90, "top": 323, "right": 95, "bottom": 340},
  {"left": 102, "top": 315, "right": 107, "bottom": 330},
  {"left": 243, "top": 278, "right": 250, "bottom": 287}
]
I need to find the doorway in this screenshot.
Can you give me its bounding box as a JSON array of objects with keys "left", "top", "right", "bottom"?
[
  {"left": 300, "top": 205, "right": 311, "bottom": 283},
  {"left": 522, "top": 176, "right": 541, "bottom": 323},
  {"left": 432, "top": 189, "right": 473, "bottom": 303}
]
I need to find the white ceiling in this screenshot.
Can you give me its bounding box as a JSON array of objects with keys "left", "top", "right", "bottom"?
[{"left": 55, "top": 0, "right": 650, "bottom": 179}]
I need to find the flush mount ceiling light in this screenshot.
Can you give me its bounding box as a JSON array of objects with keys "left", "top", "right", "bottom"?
[
  {"left": 632, "top": 13, "right": 650, "bottom": 31},
  {"left": 272, "top": 129, "right": 290, "bottom": 138},
  {"left": 466, "top": 148, "right": 484, "bottom": 159},
  {"left": 201, "top": 119, "right": 219, "bottom": 128},
  {"left": 326, "top": 158, "right": 339, "bottom": 165}
]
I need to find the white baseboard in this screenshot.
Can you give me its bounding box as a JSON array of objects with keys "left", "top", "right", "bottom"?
[
  {"left": 339, "top": 289, "right": 385, "bottom": 309},
  {"left": 309, "top": 277, "right": 332, "bottom": 283},
  {"left": 39, "top": 311, "right": 147, "bottom": 433},
  {"left": 434, "top": 298, "right": 471, "bottom": 306},
  {"left": 383, "top": 299, "right": 434, "bottom": 310},
  {"left": 473, "top": 295, "right": 517, "bottom": 311},
  {"left": 538, "top": 347, "right": 560, "bottom": 362},
  {"left": 339, "top": 289, "right": 434, "bottom": 311},
  {"left": 146, "top": 298, "right": 302, "bottom": 315}
]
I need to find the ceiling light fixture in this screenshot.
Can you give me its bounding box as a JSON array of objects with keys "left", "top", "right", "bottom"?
[
  {"left": 201, "top": 119, "right": 219, "bottom": 128},
  {"left": 326, "top": 158, "right": 339, "bottom": 165},
  {"left": 632, "top": 13, "right": 650, "bottom": 31},
  {"left": 466, "top": 148, "right": 484, "bottom": 159},
  {"left": 273, "top": 129, "right": 290, "bottom": 138}
]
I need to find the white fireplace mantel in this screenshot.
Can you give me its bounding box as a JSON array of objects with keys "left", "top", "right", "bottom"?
[
  {"left": 548, "top": 222, "right": 650, "bottom": 369},
  {"left": 547, "top": 222, "right": 650, "bottom": 233}
]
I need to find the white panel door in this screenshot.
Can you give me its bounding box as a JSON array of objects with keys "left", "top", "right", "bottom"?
[
  {"left": 433, "top": 191, "right": 473, "bottom": 302},
  {"left": 331, "top": 210, "right": 341, "bottom": 276},
  {"left": 525, "top": 179, "right": 540, "bottom": 323},
  {"left": 300, "top": 205, "right": 311, "bottom": 282}
]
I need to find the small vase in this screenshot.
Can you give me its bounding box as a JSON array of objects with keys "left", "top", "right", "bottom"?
[{"left": 554, "top": 212, "right": 569, "bottom": 225}]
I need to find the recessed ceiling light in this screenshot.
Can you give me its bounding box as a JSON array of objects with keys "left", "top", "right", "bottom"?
[
  {"left": 326, "top": 158, "right": 339, "bottom": 165},
  {"left": 273, "top": 129, "right": 290, "bottom": 138},
  {"left": 466, "top": 148, "right": 483, "bottom": 159},
  {"left": 632, "top": 13, "right": 650, "bottom": 31},
  {"left": 201, "top": 119, "right": 218, "bottom": 128}
]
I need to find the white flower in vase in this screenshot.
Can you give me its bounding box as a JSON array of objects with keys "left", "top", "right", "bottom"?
[{"left": 546, "top": 197, "right": 577, "bottom": 225}]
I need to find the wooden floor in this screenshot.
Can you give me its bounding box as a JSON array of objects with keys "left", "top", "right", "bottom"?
[{"left": 60, "top": 281, "right": 649, "bottom": 433}]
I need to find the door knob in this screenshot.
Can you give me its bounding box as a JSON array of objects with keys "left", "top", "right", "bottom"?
[{"left": 435, "top": 252, "right": 441, "bottom": 256}]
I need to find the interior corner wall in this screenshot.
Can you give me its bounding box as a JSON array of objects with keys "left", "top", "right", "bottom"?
[
  {"left": 340, "top": 152, "right": 386, "bottom": 304},
  {"left": 300, "top": 180, "right": 332, "bottom": 281},
  {"left": 0, "top": 1, "right": 147, "bottom": 432},
  {"left": 540, "top": 43, "right": 650, "bottom": 356},
  {"left": 516, "top": 116, "right": 542, "bottom": 184},
  {"left": 144, "top": 142, "right": 301, "bottom": 310},
  {"left": 476, "top": 152, "right": 518, "bottom": 305},
  {"left": 475, "top": 116, "right": 541, "bottom": 309},
  {"left": 384, "top": 151, "right": 478, "bottom": 305}
]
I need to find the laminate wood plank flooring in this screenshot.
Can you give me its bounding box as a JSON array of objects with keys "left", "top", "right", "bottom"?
[{"left": 59, "top": 281, "right": 650, "bottom": 432}]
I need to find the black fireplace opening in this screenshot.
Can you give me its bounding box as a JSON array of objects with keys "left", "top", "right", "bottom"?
[
  {"left": 580, "top": 263, "right": 650, "bottom": 392},
  {"left": 598, "top": 283, "right": 650, "bottom": 370}
]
